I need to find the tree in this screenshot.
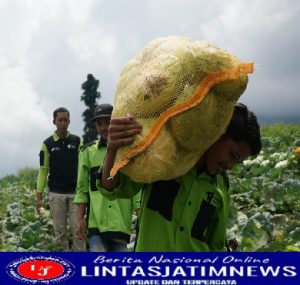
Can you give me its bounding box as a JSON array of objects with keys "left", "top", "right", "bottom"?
[{"left": 81, "top": 74, "right": 101, "bottom": 143}]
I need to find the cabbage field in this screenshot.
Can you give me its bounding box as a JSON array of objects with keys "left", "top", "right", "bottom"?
[
  {"left": 227, "top": 123, "right": 300, "bottom": 251},
  {"left": 0, "top": 123, "right": 299, "bottom": 252}
]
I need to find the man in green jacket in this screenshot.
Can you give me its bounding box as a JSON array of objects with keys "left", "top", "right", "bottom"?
[
  {"left": 99, "top": 103, "right": 261, "bottom": 251},
  {"left": 36, "top": 107, "right": 85, "bottom": 251},
  {"left": 74, "top": 104, "right": 140, "bottom": 252}
]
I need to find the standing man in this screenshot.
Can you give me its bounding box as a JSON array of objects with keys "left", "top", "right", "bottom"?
[
  {"left": 36, "top": 107, "right": 85, "bottom": 251},
  {"left": 74, "top": 104, "right": 140, "bottom": 251}
]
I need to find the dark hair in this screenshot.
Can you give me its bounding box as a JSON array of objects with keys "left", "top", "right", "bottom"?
[
  {"left": 53, "top": 107, "right": 70, "bottom": 120},
  {"left": 225, "top": 103, "right": 261, "bottom": 156}
]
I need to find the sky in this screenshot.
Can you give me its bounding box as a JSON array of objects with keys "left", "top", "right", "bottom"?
[{"left": 0, "top": 0, "right": 299, "bottom": 177}]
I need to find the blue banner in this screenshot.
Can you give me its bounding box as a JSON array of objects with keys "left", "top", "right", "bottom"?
[{"left": 1, "top": 252, "right": 299, "bottom": 285}]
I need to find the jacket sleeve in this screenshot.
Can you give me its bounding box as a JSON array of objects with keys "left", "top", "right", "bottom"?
[
  {"left": 78, "top": 139, "right": 83, "bottom": 152},
  {"left": 74, "top": 148, "right": 90, "bottom": 204},
  {"left": 97, "top": 173, "right": 143, "bottom": 201},
  {"left": 132, "top": 189, "right": 141, "bottom": 211},
  {"left": 205, "top": 175, "right": 231, "bottom": 251},
  {"left": 37, "top": 143, "right": 49, "bottom": 193}
]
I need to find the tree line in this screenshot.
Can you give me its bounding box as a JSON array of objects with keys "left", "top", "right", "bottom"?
[{"left": 81, "top": 74, "right": 101, "bottom": 144}]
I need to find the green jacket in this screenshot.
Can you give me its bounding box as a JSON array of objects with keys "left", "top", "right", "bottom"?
[
  {"left": 37, "top": 131, "right": 81, "bottom": 194},
  {"left": 98, "top": 168, "right": 230, "bottom": 251},
  {"left": 74, "top": 140, "right": 141, "bottom": 242}
]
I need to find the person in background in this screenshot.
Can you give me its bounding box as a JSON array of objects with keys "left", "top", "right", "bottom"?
[
  {"left": 74, "top": 104, "right": 140, "bottom": 252},
  {"left": 36, "top": 107, "right": 85, "bottom": 251},
  {"left": 99, "top": 103, "right": 261, "bottom": 251}
]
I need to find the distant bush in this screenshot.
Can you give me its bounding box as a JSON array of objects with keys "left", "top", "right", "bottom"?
[
  {"left": 17, "top": 167, "right": 38, "bottom": 189},
  {"left": 0, "top": 167, "right": 38, "bottom": 189}
]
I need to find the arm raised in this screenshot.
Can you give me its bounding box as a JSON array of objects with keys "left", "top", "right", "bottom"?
[{"left": 101, "top": 116, "right": 142, "bottom": 190}]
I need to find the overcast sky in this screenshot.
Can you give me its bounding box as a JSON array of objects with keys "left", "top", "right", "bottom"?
[{"left": 0, "top": 0, "right": 299, "bottom": 177}]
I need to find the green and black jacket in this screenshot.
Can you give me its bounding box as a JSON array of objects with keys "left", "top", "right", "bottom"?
[
  {"left": 98, "top": 169, "right": 230, "bottom": 251},
  {"left": 37, "top": 131, "right": 81, "bottom": 194},
  {"left": 74, "top": 139, "right": 141, "bottom": 243}
]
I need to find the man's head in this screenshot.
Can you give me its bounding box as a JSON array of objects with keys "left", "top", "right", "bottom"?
[
  {"left": 203, "top": 103, "right": 261, "bottom": 175},
  {"left": 91, "top": 104, "right": 113, "bottom": 140},
  {"left": 53, "top": 107, "right": 70, "bottom": 137}
]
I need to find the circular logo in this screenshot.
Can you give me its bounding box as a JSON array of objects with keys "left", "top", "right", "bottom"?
[{"left": 6, "top": 256, "right": 75, "bottom": 284}]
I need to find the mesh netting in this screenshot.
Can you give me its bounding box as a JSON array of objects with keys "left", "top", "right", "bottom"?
[{"left": 111, "top": 36, "right": 254, "bottom": 182}]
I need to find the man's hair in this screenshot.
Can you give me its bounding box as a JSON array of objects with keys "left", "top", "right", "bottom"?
[
  {"left": 225, "top": 103, "right": 261, "bottom": 156},
  {"left": 53, "top": 107, "right": 70, "bottom": 120}
]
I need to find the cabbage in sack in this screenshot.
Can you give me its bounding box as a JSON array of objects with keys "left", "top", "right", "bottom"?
[{"left": 111, "top": 36, "right": 254, "bottom": 182}]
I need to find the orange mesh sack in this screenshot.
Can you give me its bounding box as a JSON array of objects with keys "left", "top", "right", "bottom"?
[{"left": 111, "top": 35, "right": 254, "bottom": 183}]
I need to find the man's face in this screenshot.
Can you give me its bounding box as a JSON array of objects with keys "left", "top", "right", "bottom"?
[
  {"left": 204, "top": 136, "right": 251, "bottom": 175},
  {"left": 95, "top": 117, "right": 111, "bottom": 140},
  {"left": 53, "top": 112, "right": 70, "bottom": 134}
]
